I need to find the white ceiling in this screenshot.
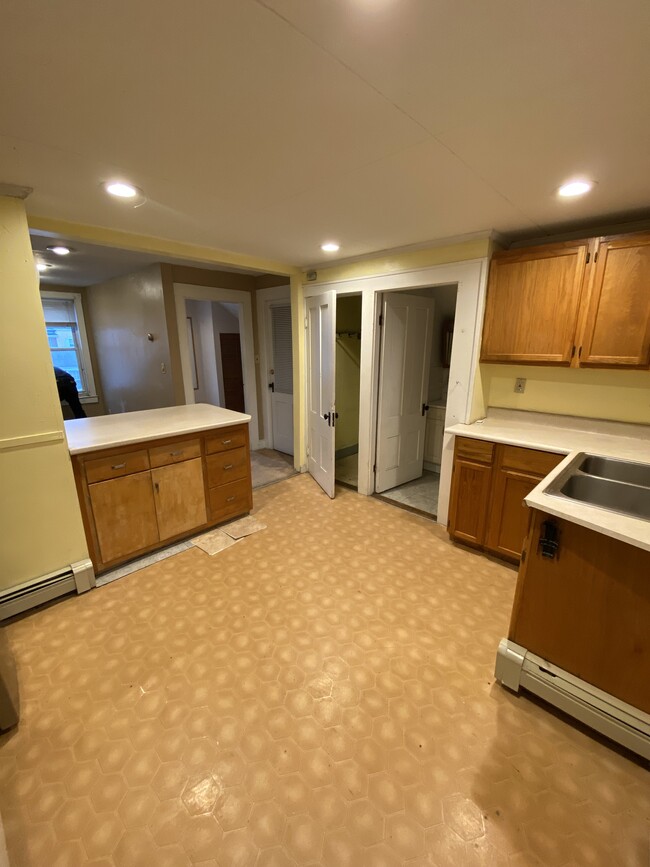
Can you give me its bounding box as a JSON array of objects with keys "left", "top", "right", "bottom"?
[{"left": 4, "top": 0, "right": 650, "bottom": 267}]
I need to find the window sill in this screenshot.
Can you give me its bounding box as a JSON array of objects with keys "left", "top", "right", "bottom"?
[{"left": 80, "top": 396, "right": 98, "bottom": 405}]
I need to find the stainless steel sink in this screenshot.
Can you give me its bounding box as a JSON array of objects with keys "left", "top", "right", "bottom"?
[
  {"left": 558, "top": 474, "right": 650, "bottom": 520},
  {"left": 579, "top": 455, "right": 650, "bottom": 488},
  {"left": 546, "top": 452, "right": 650, "bottom": 520}
]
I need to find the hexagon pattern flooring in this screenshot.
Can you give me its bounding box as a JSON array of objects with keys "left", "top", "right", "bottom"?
[{"left": 0, "top": 474, "right": 648, "bottom": 866}]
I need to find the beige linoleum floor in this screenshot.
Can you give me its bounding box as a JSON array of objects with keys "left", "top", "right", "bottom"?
[{"left": 0, "top": 474, "right": 648, "bottom": 867}]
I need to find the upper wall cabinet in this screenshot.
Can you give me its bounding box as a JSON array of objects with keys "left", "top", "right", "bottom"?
[
  {"left": 480, "top": 231, "right": 650, "bottom": 369},
  {"left": 578, "top": 233, "right": 650, "bottom": 368}
]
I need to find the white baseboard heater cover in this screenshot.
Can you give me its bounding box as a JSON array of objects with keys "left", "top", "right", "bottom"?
[
  {"left": 495, "top": 638, "right": 650, "bottom": 761},
  {"left": 0, "top": 559, "right": 95, "bottom": 621}
]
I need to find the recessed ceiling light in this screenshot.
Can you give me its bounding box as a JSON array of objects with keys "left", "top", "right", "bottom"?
[
  {"left": 104, "top": 181, "right": 140, "bottom": 199},
  {"left": 46, "top": 245, "right": 73, "bottom": 256},
  {"left": 36, "top": 262, "right": 52, "bottom": 272},
  {"left": 557, "top": 180, "right": 593, "bottom": 198},
  {"left": 321, "top": 242, "right": 340, "bottom": 253}
]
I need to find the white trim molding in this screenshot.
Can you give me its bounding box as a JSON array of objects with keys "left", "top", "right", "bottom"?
[
  {"left": 304, "top": 258, "right": 489, "bottom": 525},
  {"left": 173, "top": 282, "right": 261, "bottom": 449}
]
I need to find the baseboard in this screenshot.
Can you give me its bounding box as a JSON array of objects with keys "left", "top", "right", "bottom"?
[
  {"left": 423, "top": 460, "right": 441, "bottom": 473},
  {"left": 335, "top": 445, "right": 359, "bottom": 460},
  {"left": 495, "top": 638, "right": 650, "bottom": 761},
  {"left": 0, "top": 559, "right": 95, "bottom": 621}
]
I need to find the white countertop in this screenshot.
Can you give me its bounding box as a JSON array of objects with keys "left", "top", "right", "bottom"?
[
  {"left": 446, "top": 409, "right": 650, "bottom": 551},
  {"left": 65, "top": 404, "right": 251, "bottom": 455}
]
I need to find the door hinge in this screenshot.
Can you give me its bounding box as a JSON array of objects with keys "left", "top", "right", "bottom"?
[
  {"left": 373, "top": 463, "right": 377, "bottom": 473},
  {"left": 378, "top": 314, "right": 383, "bottom": 327},
  {"left": 304, "top": 315, "right": 308, "bottom": 329},
  {"left": 586, "top": 251, "right": 591, "bottom": 264}
]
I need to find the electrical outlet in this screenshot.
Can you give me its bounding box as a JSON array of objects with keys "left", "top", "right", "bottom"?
[{"left": 514, "top": 377, "right": 526, "bottom": 394}]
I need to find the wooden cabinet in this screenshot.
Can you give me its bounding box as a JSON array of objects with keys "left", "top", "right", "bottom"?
[
  {"left": 481, "top": 230, "right": 650, "bottom": 369},
  {"left": 448, "top": 437, "right": 563, "bottom": 562},
  {"left": 578, "top": 233, "right": 650, "bottom": 368},
  {"left": 509, "top": 510, "right": 650, "bottom": 714},
  {"left": 447, "top": 438, "right": 494, "bottom": 547},
  {"left": 73, "top": 424, "right": 252, "bottom": 573},
  {"left": 481, "top": 241, "right": 588, "bottom": 364},
  {"left": 88, "top": 471, "right": 159, "bottom": 564}
]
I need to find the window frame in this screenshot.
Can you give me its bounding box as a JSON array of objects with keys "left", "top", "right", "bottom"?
[{"left": 40, "top": 290, "right": 98, "bottom": 403}]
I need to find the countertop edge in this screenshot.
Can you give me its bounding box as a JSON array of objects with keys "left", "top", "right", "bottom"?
[
  {"left": 445, "top": 423, "right": 571, "bottom": 455},
  {"left": 67, "top": 415, "right": 252, "bottom": 456}
]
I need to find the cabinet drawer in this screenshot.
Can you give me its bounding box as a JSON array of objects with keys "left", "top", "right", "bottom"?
[
  {"left": 455, "top": 437, "right": 494, "bottom": 464},
  {"left": 149, "top": 439, "right": 201, "bottom": 468},
  {"left": 85, "top": 449, "right": 150, "bottom": 484},
  {"left": 209, "top": 478, "right": 251, "bottom": 522},
  {"left": 499, "top": 445, "right": 563, "bottom": 477},
  {"left": 205, "top": 425, "right": 248, "bottom": 454},
  {"left": 206, "top": 447, "right": 249, "bottom": 487}
]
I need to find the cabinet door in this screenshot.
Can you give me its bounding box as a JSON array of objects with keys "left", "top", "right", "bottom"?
[
  {"left": 510, "top": 511, "right": 650, "bottom": 714},
  {"left": 481, "top": 242, "right": 588, "bottom": 364},
  {"left": 578, "top": 233, "right": 650, "bottom": 368},
  {"left": 485, "top": 468, "right": 542, "bottom": 561},
  {"left": 152, "top": 458, "right": 207, "bottom": 541},
  {"left": 448, "top": 458, "right": 493, "bottom": 546},
  {"left": 89, "top": 471, "right": 159, "bottom": 565}
]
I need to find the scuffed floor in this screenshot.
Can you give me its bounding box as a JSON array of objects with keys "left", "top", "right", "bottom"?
[{"left": 0, "top": 474, "right": 647, "bottom": 866}]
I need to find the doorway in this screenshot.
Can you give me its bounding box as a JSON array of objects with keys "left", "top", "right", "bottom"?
[
  {"left": 374, "top": 284, "right": 458, "bottom": 519},
  {"left": 334, "top": 294, "right": 362, "bottom": 488},
  {"left": 184, "top": 298, "right": 244, "bottom": 411}
]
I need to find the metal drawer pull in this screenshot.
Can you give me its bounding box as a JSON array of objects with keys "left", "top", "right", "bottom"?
[
  {"left": 222, "top": 439, "right": 232, "bottom": 445},
  {"left": 226, "top": 496, "right": 235, "bottom": 503},
  {"left": 170, "top": 450, "right": 183, "bottom": 456},
  {"left": 111, "top": 463, "right": 126, "bottom": 470},
  {"left": 224, "top": 464, "right": 233, "bottom": 470}
]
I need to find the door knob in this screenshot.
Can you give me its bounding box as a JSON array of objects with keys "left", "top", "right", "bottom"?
[{"left": 422, "top": 403, "right": 430, "bottom": 416}]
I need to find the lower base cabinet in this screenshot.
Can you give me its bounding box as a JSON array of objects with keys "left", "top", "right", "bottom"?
[
  {"left": 510, "top": 510, "right": 650, "bottom": 714},
  {"left": 448, "top": 437, "right": 563, "bottom": 562},
  {"left": 74, "top": 424, "right": 252, "bottom": 573}
]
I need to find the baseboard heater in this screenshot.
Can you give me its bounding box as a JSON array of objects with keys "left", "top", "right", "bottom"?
[
  {"left": 0, "top": 559, "right": 94, "bottom": 621},
  {"left": 495, "top": 639, "right": 650, "bottom": 761}
]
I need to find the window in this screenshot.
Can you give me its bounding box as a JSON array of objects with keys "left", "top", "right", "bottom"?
[{"left": 40, "top": 292, "right": 97, "bottom": 400}]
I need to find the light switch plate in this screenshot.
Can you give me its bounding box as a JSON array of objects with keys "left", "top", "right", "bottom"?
[{"left": 514, "top": 377, "right": 526, "bottom": 393}]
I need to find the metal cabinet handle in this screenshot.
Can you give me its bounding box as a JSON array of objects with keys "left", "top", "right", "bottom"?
[
  {"left": 111, "top": 463, "right": 126, "bottom": 470},
  {"left": 170, "top": 450, "right": 183, "bottom": 456},
  {"left": 222, "top": 439, "right": 232, "bottom": 445},
  {"left": 223, "top": 464, "right": 233, "bottom": 470},
  {"left": 226, "top": 496, "right": 235, "bottom": 503}
]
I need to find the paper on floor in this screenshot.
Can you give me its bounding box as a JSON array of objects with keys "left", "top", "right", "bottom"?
[
  {"left": 192, "top": 529, "right": 239, "bottom": 556},
  {"left": 222, "top": 516, "right": 267, "bottom": 539}
]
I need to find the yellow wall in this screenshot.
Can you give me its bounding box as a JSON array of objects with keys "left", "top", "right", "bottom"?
[
  {"left": 480, "top": 364, "right": 650, "bottom": 425},
  {"left": 0, "top": 197, "right": 89, "bottom": 592}
]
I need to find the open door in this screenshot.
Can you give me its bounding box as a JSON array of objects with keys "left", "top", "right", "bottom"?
[
  {"left": 375, "top": 292, "right": 435, "bottom": 493},
  {"left": 269, "top": 303, "right": 294, "bottom": 455},
  {"left": 306, "top": 292, "right": 336, "bottom": 498}
]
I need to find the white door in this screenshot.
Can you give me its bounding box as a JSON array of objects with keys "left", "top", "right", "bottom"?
[
  {"left": 306, "top": 292, "right": 336, "bottom": 498},
  {"left": 375, "top": 292, "right": 435, "bottom": 493},
  {"left": 269, "top": 303, "right": 294, "bottom": 455}
]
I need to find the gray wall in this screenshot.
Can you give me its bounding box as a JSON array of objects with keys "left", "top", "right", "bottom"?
[{"left": 86, "top": 264, "right": 175, "bottom": 414}]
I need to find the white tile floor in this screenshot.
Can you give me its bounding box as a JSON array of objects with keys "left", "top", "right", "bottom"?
[{"left": 336, "top": 453, "right": 440, "bottom": 518}]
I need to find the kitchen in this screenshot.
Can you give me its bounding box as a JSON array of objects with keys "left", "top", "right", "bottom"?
[{"left": 2, "top": 1, "right": 650, "bottom": 863}]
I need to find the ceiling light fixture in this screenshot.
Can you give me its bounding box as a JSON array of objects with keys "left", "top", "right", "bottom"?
[
  {"left": 46, "top": 245, "right": 73, "bottom": 256},
  {"left": 36, "top": 262, "right": 52, "bottom": 272},
  {"left": 557, "top": 180, "right": 593, "bottom": 198},
  {"left": 103, "top": 181, "right": 141, "bottom": 199},
  {"left": 321, "top": 242, "right": 340, "bottom": 253}
]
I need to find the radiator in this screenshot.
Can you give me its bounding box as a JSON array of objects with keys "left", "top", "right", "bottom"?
[{"left": 0, "top": 559, "right": 94, "bottom": 621}]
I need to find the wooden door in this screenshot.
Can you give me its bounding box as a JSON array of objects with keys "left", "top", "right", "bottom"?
[
  {"left": 481, "top": 241, "right": 589, "bottom": 364},
  {"left": 510, "top": 511, "right": 650, "bottom": 713},
  {"left": 375, "top": 293, "right": 436, "bottom": 493},
  {"left": 152, "top": 458, "right": 207, "bottom": 541},
  {"left": 448, "top": 459, "right": 493, "bottom": 546},
  {"left": 220, "top": 333, "right": 246, "bottom": 412},
  {"left": 89, "top": 472, "right": 159, "bottom": 565},
  {"left": 578, "top": 232, "right": 650, "bottom": 368}
]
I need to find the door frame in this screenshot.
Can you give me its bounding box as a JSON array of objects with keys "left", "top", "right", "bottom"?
[
  {"left": 303, "top": 258, "right": 489, "bottom": 525},
  {"left": 174, "top": 282, "right": 261, "bottom": 449},
  {"left": 256, "top": 284, "right": 291, "bottom": 451}
]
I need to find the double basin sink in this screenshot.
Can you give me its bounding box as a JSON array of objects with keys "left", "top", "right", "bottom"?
[{"left": 547, "top": 454, "right": 650, "bottom": 521}]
